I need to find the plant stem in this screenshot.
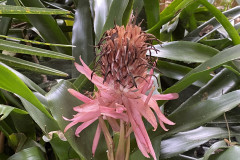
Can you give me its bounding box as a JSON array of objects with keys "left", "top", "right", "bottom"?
[
  {"left": 125, "top": 123, "right": 130, "bottom": 160},
  {"left": 115, "top": 120, "right": 125, "bottom": 160},
  {"left": 198, "top": 0, "right": 240, "bottom": 45},
  {"left": 99, "top": 117, "right": 114, "bottom": 160}
]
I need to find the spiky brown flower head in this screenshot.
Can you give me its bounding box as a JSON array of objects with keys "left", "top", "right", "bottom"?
[{"left": 96, "top": 24, "right": 158, "bottom": 90}]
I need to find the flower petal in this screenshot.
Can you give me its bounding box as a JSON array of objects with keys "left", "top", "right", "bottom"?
[
  {"left": 128, "top": 98, "right": 157, "bottom": 131},
  {"left": 100, "top": 106, "right": 128, "bottom": 122},
  {"left": 73, "top": 101, "right": 99, "bottom": 112},
  {"left": 159, "top": 119, "right": 168, "bottom": 131},
  {"left": 123, "top": 96, "right": 156, "bottom": 160},
  {"left": 152, "top": 93, "right": 179, "bottom": 100},
  {"left": 92, "top": 124, "right": 101, "bottom": 156},
  {"left": 71, "top": 111, "right": 101, "bottom": 122},
  {"left": 64, "top": 120, "right": 78, "bottom": 133},
  {"left": 115, "top": 103, "right": 126, "bottom": 113},
  {"left": 148, "top": 97, "right": 175, "bottom": 126},
  {"left": 75, "top": 117, "right": 98, "bottom": 137},
  {"left": 75, "top": 57, "right": 106, "bottom": 89},
  {"left": 75, "top": 62, "right": 105, "bottom": 88},
  {"left": 68, "top": 89, "right": 93, "bottom": 103}
]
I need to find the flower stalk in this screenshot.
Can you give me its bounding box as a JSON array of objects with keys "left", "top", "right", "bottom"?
[{"left": 115, "top": 120, "right": 126, "bottom": 160}]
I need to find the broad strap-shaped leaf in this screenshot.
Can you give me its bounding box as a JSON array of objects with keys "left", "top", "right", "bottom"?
[
  {"left": 149, "top": 41, "right": 219, "bottom": 63},
  {"left": 122, "top": 0, "right": 133, "bottom": 26},
  {"left": 0, "top": 62, "right": 52, "bottom": 118},
  {"left": 143, "top": 0, "right": 160, "bottom": 37},
  {"left": 49, "top": 133, "right": 80, "bottom": 160},
  {"left": 175, "top": 68, "right": 240, "bottom": 110},
  {"left": 7, "top": 147, "right": 45, "bottom": 160},
  {"left": 144, "top": 90, "right": 240, "bottom": 159},
  {"left": 0, "top": 39, "right": 74, "bottom": 60},
  {"left": 0, "top": 35, "right": 74, "bottom": 47},
  {"left": 0, "top": 104, "right": 28, "bottom": 120},
  {"left": 202, "top": 140, "right": 228, "bottom": 160},
  {"left": 101, "top": 0, "right": 129, "bottom": 35},
  {"left": 0, "top": 54, "right": 68, "bottom": 77},
  {"left": 157, "top": 60, "right": 211, "bottom": 87},
  {"left": 93, "top": 0, "right": 113, "bottom": 42},
  {"left": 208, "top": 145, "right": 240, "bottom": 160},
  {"left": 157, "top": 90, "right": 240, "bottom": 139},
  {"left": 0, "top": 5, "right": 70, "bottom": 14},
  {"left": 160, "top": 127, "right": 238, "bottom": 159},
  {"left": 2, "top": 64, "right": 46, "bottom": 95},
  {"left": 18, "top": 97, "right": 59, "bottom": 133},
  {"left": 72, "top": 0, "right": 95, "bottom": 77},
  {"left": 164, "top": 44, "right": 240, "bottom": 94},
  {"left": 19, "top": 0, "right": 72, "bottom": 55}
]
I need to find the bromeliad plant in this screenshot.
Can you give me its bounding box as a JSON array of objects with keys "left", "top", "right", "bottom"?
[
  {"left": 63, "top": 24, "right": 178, "bottom": 159},
  {"left": 1, "top": 0, "right": 240, "bottom": 160}
]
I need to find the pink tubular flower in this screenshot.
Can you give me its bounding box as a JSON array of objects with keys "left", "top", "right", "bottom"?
[{"left": 63, "top": 25, "right": 179, "bottom": 159}]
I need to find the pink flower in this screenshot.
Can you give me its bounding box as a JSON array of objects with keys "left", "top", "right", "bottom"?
[{"left": 63, "top": 25, "right": 178, "bottom": 159}]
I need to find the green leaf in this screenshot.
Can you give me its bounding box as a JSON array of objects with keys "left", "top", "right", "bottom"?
[
  {"left": 7, "top": 147, "right": 45, "bottom": 160},
  {"left": 10, "top": 111, "right": 36, "bottom": 139},
  {"left": 147, "top": 0, "right": 194, "bottom": 34},
  {"left": 140, "top": 90, "right": 240, "bottom": 159},
  {"left": 0, "top": 39, "right": 74, "bottom": 60},
  {"left": 160, "top": 127, "right": 236, "bottom": 159},
  {"left": 72, "top": 0, "right": 95, "bottom": 77},
  {"left": 93, "top": 0, "right": 113, "bottom": 42},
  {"left": 0, "top": 54, "right": 68, "bottom": 77},
  {"left": 8, "top": 133, "right": 28, "bottom": 151},
  {"left": 200, "top": 38, "right": 232, "bottom": 51},
  {"left": 209, "top": 146, "right": 240, "bottom": 160},
  {"left": 122, "top": 0, "right": 133, "bottom": 26},
  {"left": 0, "top": 5, "right": 71, "bottom": 14},
  {"left": 157, "top": 60, "right": 211, "bottom": 87},
  {"left": 162, "top": 68, "right": 240, "bottom": 135},
  {"left": 0, "top": 35, "right": 74, "bottom": 47},
  {"left": 0, "top": 104, "right": 27, "bottom": 120},
  {"left": 183, "top": 6, "right": 240, "bottom": 42},
  {"left": 132, "top": 67, "right": 240, "bottom": 157},
  {"left": 162, "top": 90, "right": 240, "bottom": 138},
  {"left": 174, "top": 68, "right": 240, "bottom": 111},
  {"left": 46, "top": 80, "right": 107, "bottom": 160},
  {"left": 102, "top": 0, "right": 129, "bottom": 34},
  {"left": 49, "top": 133, "right": 80, "bottom": 160},
  {"left": 133, "top": 0, "right": 143, "bottom": 16},
  {"left": 8, "top": 133, "right": 44, "bottom": 152},
  {"left": 3, "top": 64, "right": 46, "bottom": 95},
  {"left": 19, "top": 0, "right": 71, "bottom": 55},
  {"left": 202, "top": 140, "right": 228, "bottom": 160},
  {"left": 0, "top": 90, "right": 23, "bottom": 108},
  {"left": 198, "top": 1, "right": 240, "bottom": 45},
  {"left": 143, "top": 0, "right": 159, "bottom": 37},
  {"left": 18, "top": 96, "right": 59, "bottom": 133},
  {"left": 0, "top": 62, "right": 52, "bottom": 118},
  {"left": 163, "top": 44, "right": 240, "bottom": 94},
  {"left": 150, "top": 41, "right": 219, "bottom": 63}
]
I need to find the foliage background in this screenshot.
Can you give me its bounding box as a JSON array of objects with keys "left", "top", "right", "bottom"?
[{"left": 0, "top": 0, "right": 240, "bottom": 159}]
